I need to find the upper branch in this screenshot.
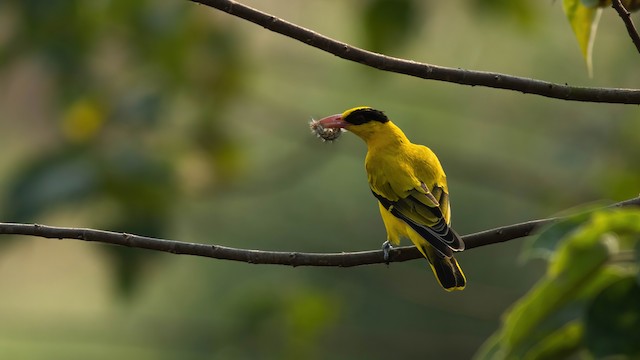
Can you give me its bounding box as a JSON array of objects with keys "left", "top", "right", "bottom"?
[
  {"left": 1, "top": 197, "right": 638, "bottom": 267},
  {"left": 612, "top": 0, "right": 640, "bottom": 54},
  {"left": 190, "top": 0, "right": 640, "bottom": 104}
]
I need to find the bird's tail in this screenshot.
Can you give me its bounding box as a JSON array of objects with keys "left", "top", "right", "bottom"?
[{"left": 423, "top": 245, "right": 466, "bottom": 291}]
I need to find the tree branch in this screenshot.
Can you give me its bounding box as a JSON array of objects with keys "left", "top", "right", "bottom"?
[
  {"left": 612, "top": 0, "right": 640, "bottom": 54},
  {"left": 189, "top": 0, "right": 640, "bottom": 104},
  {"left": 1, "top": 197, "right": 638, "bottom": 267}
]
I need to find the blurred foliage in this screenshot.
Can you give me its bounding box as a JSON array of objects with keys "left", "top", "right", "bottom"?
[
  {"left": 476, "top": 208, "right": 640, "bottom": 359},
  {"left": 585, "top": 276, "right": 640, "bottom": 357},
  {"left": 359, "top": 0, "right": 538, "bottom": 55},
  {"left": 1, "top": 0, "right": 245, "bottom": 295},
  {"left": 470, "top": 0, "right": 537, "bottom": 27},
  {"left": 360, "top": 0, "right": 421, "bottom": 53},
  {"left": 564, "top": 0, "right": 640, "bottom": 76}
]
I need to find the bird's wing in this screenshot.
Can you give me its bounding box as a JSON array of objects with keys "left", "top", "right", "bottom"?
[{"left": 372, "top": 182, "right": 464, "bottom": 257}]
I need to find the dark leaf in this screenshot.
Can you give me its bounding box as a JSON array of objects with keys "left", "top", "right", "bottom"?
[
  {"left": 361, "top": 0, "right": 421, "bottom": 53},
  {"left": 4, "top": 148, "right": 100, "bottom": 222},
  {"left": 585, "top": 276, "right": 640, "bottom": 358}
]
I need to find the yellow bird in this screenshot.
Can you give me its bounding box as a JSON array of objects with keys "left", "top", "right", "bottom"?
[{"left": 316, "top": 106, "right": 466, "bottom": 291}]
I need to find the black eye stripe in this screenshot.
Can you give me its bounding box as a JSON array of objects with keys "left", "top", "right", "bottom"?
[{"left": 344, "top": 108, "right": 389, "bottom": 125}]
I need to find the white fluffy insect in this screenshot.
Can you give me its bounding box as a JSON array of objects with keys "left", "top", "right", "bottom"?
[{"left": 309, "top": 118, "right": 344, "bottom": 142}]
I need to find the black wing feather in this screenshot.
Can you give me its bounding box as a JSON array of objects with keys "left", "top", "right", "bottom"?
[{"left": 372, "top": 190, "right": 464, "bottom": 257}]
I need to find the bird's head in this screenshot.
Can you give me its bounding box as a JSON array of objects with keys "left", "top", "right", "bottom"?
[{"left": 316, "top": 106, "right": 390, "bottom": 141}]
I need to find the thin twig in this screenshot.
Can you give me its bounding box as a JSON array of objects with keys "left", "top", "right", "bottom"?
[
  {"left": 612, "top": 0, "right": 640, "bottom": 54},
  {"left": 1, "top": 197, "right": 638, "bottom": 267},
  {"left": 189, "top": 0, "right": 640, "bottom": 104}
]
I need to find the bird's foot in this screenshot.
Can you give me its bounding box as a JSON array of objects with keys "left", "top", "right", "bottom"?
[{"left": 382, "top": 240, "right": 393, "bottom": 264}]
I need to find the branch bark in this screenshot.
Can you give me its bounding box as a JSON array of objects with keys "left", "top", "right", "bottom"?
[
  {"left": 1, "top": 197, "right": 638, "bottom": 267},
  {"left": 189, "top": 0, "right": 640, "bottom": 104},
  {"left": 612, "top": 0, "right": 640, "bottom": 54}
]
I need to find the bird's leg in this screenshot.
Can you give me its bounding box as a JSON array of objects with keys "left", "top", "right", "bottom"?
[{"left": 382, "top": 240, "right": 393, "bottom": 264}]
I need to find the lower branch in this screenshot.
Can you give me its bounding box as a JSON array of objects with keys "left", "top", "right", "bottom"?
[{"left": 0, "top": 197, "right": 638, "bottom": 267}]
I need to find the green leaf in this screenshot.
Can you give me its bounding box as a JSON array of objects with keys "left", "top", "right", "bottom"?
[
  {"left": 476, "top": 226, "right": 613, "bottom": 359},
  {"left": 502, "top": 258, "right": 615, "bottom": 359},
  {"left": 521, "top": 321, "right": 583, "bottom": 360},
  {"left": 585, "top": 276, "right": 640, "bottom": 358},
  {"left": 562, "top": 0, "right": 602, "bottom": 76},
  {"left": 521, "top": 205, "right": 640, "bottom": 260},
  {"left": 474, "top": 270, "right": 621, "bottom": 360},
  {"left": 474, "top": 333, "right": 504, "bottom": 360},
  {"left": 546, "top": 226, "right": 611, "bottom": 278},
  {"left": 592, "top": 208, "right": 640, "bottom": 234},
  {"left": 521, "top": 210, "right": 592, "bottom": 262},
  {"left": 476, "top": 209, "right": 640, "bottom": 359}
]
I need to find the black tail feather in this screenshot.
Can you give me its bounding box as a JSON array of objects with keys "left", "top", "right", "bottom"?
[{"left": 423, "top": 245, "right": 466, "bottom": 291}]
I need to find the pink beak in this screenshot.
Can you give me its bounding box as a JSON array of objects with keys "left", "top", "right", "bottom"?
[{"left": 316, "top": 114, "right": 349, "bottom": 129}]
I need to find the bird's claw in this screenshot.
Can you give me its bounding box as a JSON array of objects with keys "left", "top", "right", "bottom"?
[{"left": 382, "top": 240, "right": 393, "bottom": 264}]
